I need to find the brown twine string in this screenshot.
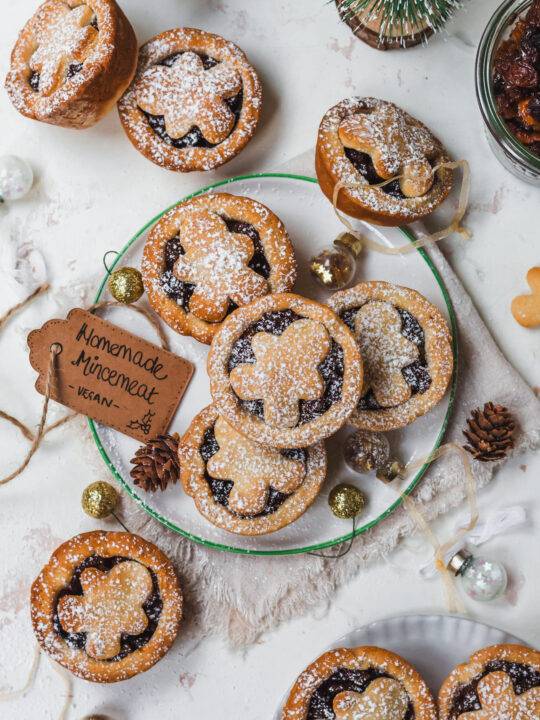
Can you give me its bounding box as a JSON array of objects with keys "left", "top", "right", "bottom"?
[
  {"left": 397, "top": 442, "right": 478, "bottom": 614},
  {"left": 0, "top": 283, "right": 49, "bottom": 332},
  {"left": 0, "top": 645, "right": 40, "bottom": 700},
  {"left": 332, "top": 160, "right": 472, "bottom": 254},
  {"left": 1, "top": 294, "right": 169, "bottom": 485},
  {"left": 308, "top": 442, "right": 478, "bottom": 615}
]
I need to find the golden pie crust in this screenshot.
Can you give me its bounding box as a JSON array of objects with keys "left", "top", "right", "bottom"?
[
  {"left": 281, "top": 646, "right": 438, "bottom": 720},
  {"left": 180, "top": 404, "right": 327, "bottom": 535},
  {"left": 5, "top": 0, "right": 137, "bottom": 129},
  {"left": 30, "top": 531, "right": 182, "bottom": 683},
  {"left": 327, "top": 281, "right": 453, "bottom": 431},
  {"left": 207, "top": 292, "right": 363, "bottom": 448},
  {"left": 117, "top": 28, "right": 262, "bottom": 172},
  {"left": 142, "top": 193, "right": 297, "bottom": 345},
  {"left": 315, "top": 97, "right": 453, "bottom": 226},
  {"left": 438, "top": 645, "right": 540, "bottom": 720}
]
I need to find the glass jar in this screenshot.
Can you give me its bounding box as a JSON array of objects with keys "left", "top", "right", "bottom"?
[{"left": 476, "top": 0, "right": 540, "bottom": 185}]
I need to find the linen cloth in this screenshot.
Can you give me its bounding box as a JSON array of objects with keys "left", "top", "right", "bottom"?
[{"left": 79, "top": 150, "right": 540, "bottom": 647}]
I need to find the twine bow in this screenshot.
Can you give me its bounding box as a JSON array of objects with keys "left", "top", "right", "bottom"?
[
  {"left": 332, "top": 159, "right": 471, "bottom": 254},
  {"left": 399, "top": 442, "right": 478, "bottom": 614}
]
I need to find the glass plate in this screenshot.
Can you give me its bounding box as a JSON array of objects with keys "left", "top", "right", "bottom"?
[
  {"left": 90, "top": 173, "right": 457, "bottom": 555},
  {"left": 273, "top": 613, "right": 528, "bottom": 717}
]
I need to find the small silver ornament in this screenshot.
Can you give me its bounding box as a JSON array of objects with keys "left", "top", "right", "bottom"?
[
  {"left": 0, "top": 155, "right": 33, "bottom": 202},
  {"left": 344, "top": 429, "right": 390, "bottom": 473},
  {"left": 449, "top": 549, "right": 507, "bottom": 602}
]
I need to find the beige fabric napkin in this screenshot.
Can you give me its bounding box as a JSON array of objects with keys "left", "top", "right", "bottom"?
[{"left": 85, "top": 150, "right": 540, "bottom": 647}]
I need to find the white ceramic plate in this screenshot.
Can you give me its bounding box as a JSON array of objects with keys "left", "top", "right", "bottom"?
[
  {"left": 91, "top": 173, "right": 457, "bottom": 555},
  {"left": 273, "top": 613, "right": 529, "bottom": 718}
]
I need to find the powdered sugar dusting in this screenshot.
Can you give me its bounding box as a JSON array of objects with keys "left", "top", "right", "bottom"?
[
  {"left": 118, "top": 28, "right": 262, "bottom": 172},
  {"left": 141, "top": 193, "right": 297, "bottom": 344},
  {"left": 180, "top": 404, "right": 327, "bottom": 535},
  {"left": 317, "top": 97, "right": 452, "bottom": 218},
  {"left": 327, "top": 281, "right": 453, "bottom": 431}
]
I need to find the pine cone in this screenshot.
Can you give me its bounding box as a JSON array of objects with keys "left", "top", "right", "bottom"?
[
  {"left": 130, "top": 433, "right": 180, "bottom": 492},
  {"left": 463, "top": 402, "right": 515, "bottom": 462}
]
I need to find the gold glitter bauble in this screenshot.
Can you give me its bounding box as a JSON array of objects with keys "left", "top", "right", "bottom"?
[
  {"left": 81, "top": 481, "right": 117, "bottom": 519},
  {"left": 328, "top": 483, "right": 365, "bottom": 519},
  {"left": 108, "top": 266, "right": 144, "bottom": 303},
  {"left": 309, "top": 232, "right": 362, "bottom": 289}
]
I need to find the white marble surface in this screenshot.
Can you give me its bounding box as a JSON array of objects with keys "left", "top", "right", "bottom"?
[{"left": 1, "top": 1, "right": 539, "bottom": 719}]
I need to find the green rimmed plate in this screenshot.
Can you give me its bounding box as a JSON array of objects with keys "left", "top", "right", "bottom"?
[{"left": 90, "top": 173, "right": 457, "bottom": 555}]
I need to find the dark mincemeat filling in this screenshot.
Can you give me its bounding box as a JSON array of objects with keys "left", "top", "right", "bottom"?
[
  {"left": 344, "top": 145, "right": 437, "bottom": 200},
  {"left": 29, "top": 18, "right": 98, "bottom": 92},
  {"left": 227, "top": 310, "right": 344, "bottom": 425},
  {"left": 142, "top": 52, "right": 243, "bottom": 149},
  {"left": 449, "top": 661, "right": 540, "bottom": 719},
  {"left": 340, "top": 305, "right": 431, "bottom": 411},
  {"left": 160, "top": 218, "right": 270, "bottom": 317},
  {"left": 306, "top": 667, "right": 415, "bottom": 720},
  {"left": 53, "top": 554, "right": 162, "bottom": 661},
  {"left": 200, "top": 423, "right": 307, "bottom": 517}
]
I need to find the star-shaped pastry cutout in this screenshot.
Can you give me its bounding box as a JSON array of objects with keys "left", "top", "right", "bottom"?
[
  {"left": 458, "top": 671, "right": 540, "bottom": 720},
  {"left": 57, "top": 560, "right": 153, "bottom": 660},
  {"left": 318, "top": 678, "right": 410, "bottom": 720},
  {"left": 338, "top": 103, "right": 439, "bottom": 197},
  {"left": 354, "top": 301, "right": 419, "bottom": 408},
  {"left": 230, "top": 318, "right": 332, "bottom": 428},
  {"left": 206, "top": 417, "right": 306, "bottom": 515},
  {"left": 136, "top": 51, "right": 242, "bottom": 144},
  {"left": 173, "top": 209, "right": 268, "bottom": 323},
  {"left": 30, "top": 3, "right": 98, "bottom": 96}
]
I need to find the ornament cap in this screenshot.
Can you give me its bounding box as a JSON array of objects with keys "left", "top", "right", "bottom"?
[
  {"left": 448, "top": 548, "right": 473, "bottom": 576},
  {"left": 334, "top": 232, "right": 363, "bottom": 258}
]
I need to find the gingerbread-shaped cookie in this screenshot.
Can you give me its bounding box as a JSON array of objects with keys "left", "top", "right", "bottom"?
[
  {"left": 118, "top": 28, "right": 262, "bottom": 172},
  {"left": 5, "top": 0, "right": 137, "bottom": 129},
  {"left": 316, "top": 97, "right": 453, "bottom": 225},
  {"left": 142, "top": 193, "right": 297, "bottom": 344},
  {"left": 180, "top": 405, "right": 327, "bottom": 535},
  {"left": 511, "top": 267, "right": 540, "bottom": 327},
  {"left": 31, "top": 531, "right": 182, "bottom": 682},
  {"left": 327, "top": 281, "right": 454, "bottom": 431},
  {"left": 438, "top": 644, "right": 540, "bottom": 720},
  {"left": 281, "top": 646, "right": 437, "bottom": 720},
  {"left": 207, "top": 293, "right": 363, "bottom": 448}
]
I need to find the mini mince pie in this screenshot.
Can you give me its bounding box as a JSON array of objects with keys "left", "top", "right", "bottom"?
[
  {"left": 31, "top": 530, "right": 182, "bottom": 682},
  {"left": 117, "top": 28, "right": 262, "bottom": 172},
  {"left": 5, "top": 0, "right": 137, "bottom": 129},
  {"left": 281, "top": 646, "right": 438, "bottom": 720},
  {"left": 142, "top": 193, "right": 297, "bottom": 345},
  {"left": 179, "top": 405, "right": 327, "bottom": 535},
  {"left": 207, "top": 293, "right": 363, "bottom": 448},
  {"left": 327, "top": 281, "right": 453, "bottom": 431},
  {"left": 438, "top": 644, "right": 540, "bottom": 720},
  {"left": 315, "top": 97, "right": 453, "bottom": 226}
]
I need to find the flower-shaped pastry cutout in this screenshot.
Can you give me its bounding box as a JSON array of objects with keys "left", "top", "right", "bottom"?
[
  {"left": 354, "top": 300, "right": 419, "bottom": 408},
  {"left": 57, "top": 560, "right": 153, "bottom": 660},
  {"left": 230, "top": 319, "right": 332, "bottom": 428},
  {"left": 338, "top": 102, "right": 439, "bottom": 197},
  {"left": 174, "top": 209, "right": 268, "bottom": 322},
  {"left": 329, "top": 678, "right": 410, "bottom": 720},
  {"left": 136, "top": 51, "right": 242, "bottom": 144},
  {"left": 206, "top": 417, "right": 306, "bottom": 515},
  {"left": 29, "top": 3, "right": 98, "bottom": 96},
  {"left": 458, "top": 672, "right": 540, "bottom": 720}
]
